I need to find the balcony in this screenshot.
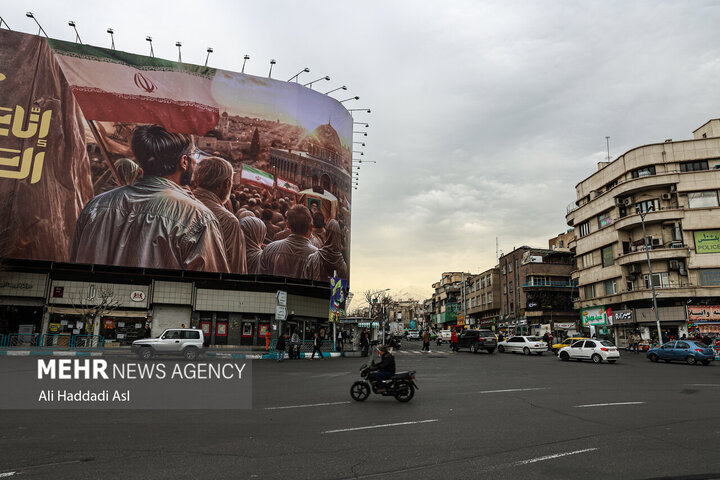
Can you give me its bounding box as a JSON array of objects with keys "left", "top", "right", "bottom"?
[
  {"left": 617, "top": 245, "right": 689, "bottom": 266},
  {"left": 614, "top": 208, "right": 684, "bottom": 231},
  {"left": 522, "top": 280, "right": 578, "bottom": 289}
]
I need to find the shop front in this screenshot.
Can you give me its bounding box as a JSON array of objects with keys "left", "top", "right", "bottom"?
[
  {"left": 635, "top": 306, "right": 687, "bottom": 343},
  {"left": 687, "top": 305, "right": 720, "bottom": 338},
  {"left": 610, "top": 309, "right": 634, "bottom": 348}
]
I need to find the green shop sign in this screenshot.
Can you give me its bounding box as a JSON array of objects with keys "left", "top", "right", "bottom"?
[{"left": 581, "top": 306, "right": 607, "bottom": 327}]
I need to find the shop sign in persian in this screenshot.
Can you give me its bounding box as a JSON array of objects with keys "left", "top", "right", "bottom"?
[
  {"left": 581, "top": 306, "right": 607, "bottom": 327},
  {"left": 687, "top": 305, "right": 720, "bottom": 323}
]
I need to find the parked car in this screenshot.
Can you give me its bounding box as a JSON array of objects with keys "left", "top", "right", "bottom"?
[
  {"left": 131, "top": 328, "right": 204, "bottom": 360},
  {"left": 558, "top": 339, "right": 619, "bottom": 363},
  {"left": 455, "top": 329, "right": 497, "bottom": 354},
  {"left": 551, "top": 337, "right": 589, "bottom": 355},
  {"left": 498, "top": 336, "right": 547, "bottom": 355},
  {"left": 406, "top": 330, "right": 421, "bottom": 341},
  {"left": 646, "top": 340, "right": 715, "bottom": 366}
]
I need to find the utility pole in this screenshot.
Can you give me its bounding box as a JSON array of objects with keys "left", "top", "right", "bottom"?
[{"left": 640, "top": 208, "right": 663, "bottom": 345}]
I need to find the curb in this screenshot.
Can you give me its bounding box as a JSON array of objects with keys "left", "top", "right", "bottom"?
[
  {"left": 204, "top": 352, "right": 345, "bottom": 360},
  {"left": 0, "top": 351, "right": 103, "bottom": 357}
]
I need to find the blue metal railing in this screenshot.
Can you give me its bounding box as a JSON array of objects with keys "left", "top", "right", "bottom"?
[
  {"left": 0, "top": 333, "right": 104, "bottom": 351},
  {"left": 267, "top": 339, "right": 339, "bottom": 353}
]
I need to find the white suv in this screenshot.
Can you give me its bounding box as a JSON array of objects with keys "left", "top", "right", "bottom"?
[{"left": 131, "top": 328, "right": 204, "bottom": 360}]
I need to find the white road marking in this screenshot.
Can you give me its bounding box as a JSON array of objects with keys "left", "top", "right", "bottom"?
[
  {"left": 512, "top": 448, "right": 598, "bottom": 466},
  {"left": 574, "top": 402, "right": 644, "bottom": 408},
  {"left": 264, "top": 401, "right": 350, "bottom": 410},
  {"left": 322, "top": 419, "right": 438, "bottom": 434},
  {"left": 687, "top": 384, "right": 720, "bottom": 387},
  {"left": 0, "top": 472, "right": 17, "bottom": 478},
  {"left": 478, "top": 387, "right": 548, "bottom": 394}
]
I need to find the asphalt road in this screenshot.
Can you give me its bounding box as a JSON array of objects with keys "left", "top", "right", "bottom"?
[{"left": 1, "top": 341, "right": 719, "bottom": 480}]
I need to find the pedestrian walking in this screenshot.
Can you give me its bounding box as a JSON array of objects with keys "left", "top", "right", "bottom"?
[
  {"left": 311, "top": 332, "right": 324, "bottom": 359},
  {"left": 631, "top": 333, "right": 640, "bottom": 354},
  {"left": 276, "top": 334, "right": 286, "bottom": 362},
  {"left": 337, "top": 330, "right": 344, "bottom": 351},
  {"left": 450, "top": 329, "right": 458, "bottom": 352},
  {"left": 422, "top": 330, "right": 430, "bottom": 352}
]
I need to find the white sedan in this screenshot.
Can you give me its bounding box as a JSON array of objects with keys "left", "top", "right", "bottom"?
[
  {"left": 497, "top": 336, "right": 548, "bottom": 355},
  {"left": 558, "top": 339, "right": 620, "bottom": 364}
]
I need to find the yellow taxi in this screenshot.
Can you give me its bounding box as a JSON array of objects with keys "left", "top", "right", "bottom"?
[{"left": 551, "top": 337, "right": 589, "bottom": 354}]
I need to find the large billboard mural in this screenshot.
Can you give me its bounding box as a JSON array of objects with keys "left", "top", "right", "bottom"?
[{"left": 0, "top": 29, "right": 351, "bottom": 283}]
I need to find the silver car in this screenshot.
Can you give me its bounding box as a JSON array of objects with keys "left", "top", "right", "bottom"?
[{"left": 131, "top": 328, "right": 204, "bottom": 360}]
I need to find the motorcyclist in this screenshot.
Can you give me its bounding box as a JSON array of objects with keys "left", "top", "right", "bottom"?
[{"left": 369, "top": 345, "right": 395, "bottom": 392}]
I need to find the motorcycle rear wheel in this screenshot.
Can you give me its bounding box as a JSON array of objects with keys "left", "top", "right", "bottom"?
[
  {"left": 394, "top": 382, "right": 415, "bottom": 403},
  {"left": 350, "top": 381, "right": 370, "bottom": 401}
]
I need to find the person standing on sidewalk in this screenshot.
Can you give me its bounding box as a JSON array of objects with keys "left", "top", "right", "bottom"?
[
  {"left": 360, "top": 329, "right": 369, "bottom": 357},
  {"left": 276, "top": 333, "right": 286, "bottom": 362},
  {"left": 337, "top": 330, "right": 344, "bottom": 351},
  {"left": 290, "top": 329, "right": 300, "bottom": 359},
  {"left": 311, "top": 332, "right": 324, "bottom": 359},
  {"left": 265, "top": 328, "right": 272, "bottom": 352},
  {"left": 450, "top": 328, "right": 458, "bottom": 352}
]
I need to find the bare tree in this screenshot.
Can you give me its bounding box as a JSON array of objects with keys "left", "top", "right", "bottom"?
[{"left": 70, "top": 286, "right": 120, "bottom": 336}]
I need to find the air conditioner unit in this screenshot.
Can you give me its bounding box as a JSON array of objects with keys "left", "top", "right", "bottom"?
[
  {"left": 661, "top": 193, "right": 672, "bottom": 200},
  {"left": 668, "top": 260, "right": 680, "bottom": 270},
  {"left": 627, "top": 274, "right": 636, "bottom": 282},
  {"left": 623, "top": 197, "right": 633, "bottom": 206},
  {"left": 651, "top": 238, "right": 662, "bottom": 246},
  {"left": 615, "top": 197, "right": 624, "bottom": 206}
]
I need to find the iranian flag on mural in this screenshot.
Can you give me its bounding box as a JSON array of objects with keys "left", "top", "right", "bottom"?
[
  {"left": 48, "top": 39, "right": 219, "bottom": 135},
  {"left": 241, "top": 164, "right": 274, "bottom": 188},
  {"left": 276, "top": 176, "right": 300, "bottom": 194}
]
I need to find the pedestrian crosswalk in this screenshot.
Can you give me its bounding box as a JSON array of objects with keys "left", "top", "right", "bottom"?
[{"left": 391, "top": 349, "right": 451, "bottom": 357}]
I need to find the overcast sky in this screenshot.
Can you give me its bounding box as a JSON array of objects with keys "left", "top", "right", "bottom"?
[{"left": 5, "top": 1, "right": 720, "bottom": 303}]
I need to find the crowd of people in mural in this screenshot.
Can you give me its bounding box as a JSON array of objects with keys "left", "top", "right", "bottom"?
[{"left": 70, "top": 125, "right": 349, "bottom": 282}]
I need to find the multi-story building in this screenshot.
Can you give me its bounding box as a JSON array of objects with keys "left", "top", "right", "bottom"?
[
  {"left": 498, "top": 247, "right": 576, "bottom": 336},
  {"left": 465, "top": 268, "right": 502, "bottom": 330},
  {"left": 566, "top": 119, "right": 720, "bottom": 346},
  {"left": 430, "top": 272, "right": 468, "bottom": 329}
]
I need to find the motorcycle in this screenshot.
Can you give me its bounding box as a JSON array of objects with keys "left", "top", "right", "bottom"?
[
  {"left": 350, "top": 363, "right": 418, "bottom": 402},
  {"left": 387, "top": 336, "right": 402, "bottom": 350}
]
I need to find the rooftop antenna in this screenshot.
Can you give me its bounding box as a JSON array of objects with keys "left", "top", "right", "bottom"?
[{"left": 605, "top": 136, "right": 611, "bottom": 162}]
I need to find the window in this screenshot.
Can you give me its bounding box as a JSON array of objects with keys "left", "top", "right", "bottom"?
[
  {"left": 584, "top": 284, "right": 596, "bottom": 298},
  {"left": 508, "top": 262, "right": 513, "bottom": 273},
  {"left": 503, "top": 285, "right": 507, "bottom": 294},
  {"left": 502, "top": 265, "right": 506, "bottom": 275},
  {"left": 487, "top": 292, "right": 493, "bottom": 304},
  {"left": 601, "top": 245, "right": 614, "bottom": 267},
  {"left": 509, "top": 281, "right": 513, "bottom": 293},
  {"left": 643, "top": 272, "right": 670, "bottom": 289},
  {"left": 680, "top": 160, "right": 708, "bottom": 172},
  {"left": 605, "top": 179, "right": 618, "bottom": 191},
  {"left": 631, "top": 165, "right": 656, "bottom": 178},
  {"left": 626, "top": 281, "right": 634, "bottom": 292},
  {"left": 578, "top": 221, "right": 590, "bottom": 237},
  {"left": 598, "top": 211, "right": 613, "bottom": 229},
  {"left": 585, "top": 341, "right": 597, "bottom": 348},
  {"left": 481, "top": 294, "right": 486, "bottom": 305},
  {"left": 476, "top": 279, "right": 481, "bottom": 289},
  {"left": 688, "top": 191, "right": 719, "bottom": 208},
  {"left": 480, "top": 278, "right": 485, "bottom": 289},
  {"left": 487, "top": 275, "right": 492, "bottom": 286},
  {"left": 604, "top": 279, "right": 617, "bottom": 295},
  {"left": 635, "top": 199, "right": 659, "bottom": 214},
  {"left": 676, "top": 341, "right": 690, "bottom": 349},
  {"left": 581, "top": 252, "right": 595, "bottom": 269},
  {"left": 471, "top": 298, "right": 476, "bottom": 308}
]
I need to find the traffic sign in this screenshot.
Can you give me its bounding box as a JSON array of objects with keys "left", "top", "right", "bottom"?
[
  {"left": 276, "top": 290, "right": 287, "bottom": 306},
  {"left": 275, "top": 305, "right": 287, "bottom": 321}
]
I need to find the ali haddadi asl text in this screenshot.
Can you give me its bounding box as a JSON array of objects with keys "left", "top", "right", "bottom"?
[{"left": 38, "top": 389, "right": 130, "bottom": 403}]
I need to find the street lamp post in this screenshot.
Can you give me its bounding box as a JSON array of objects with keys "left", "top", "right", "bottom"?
[
  {"left": 370, "top": 288, "right": 391, "bottom": 345},
  {"left": 639, "top": 207, "right": 663, "bottom": 345}
]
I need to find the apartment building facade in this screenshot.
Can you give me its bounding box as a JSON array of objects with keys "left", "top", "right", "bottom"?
[
  {"left": 464, "top": 268, "right": 502, "bottom": 329},
  {"left": 498, "top": 247, "right": 576, "bottom": 336},
  {"left": 566, "top": 119, "right": 720, "bottom": 346}
]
